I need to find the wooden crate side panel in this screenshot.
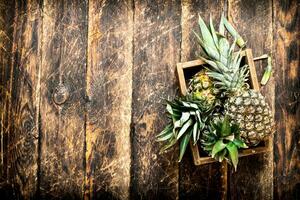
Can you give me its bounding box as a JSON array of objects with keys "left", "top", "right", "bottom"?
[
  {"left": 131, "top": 0, "right": 181, "bottom": 199},
  {"left": 179, "top": 0, "right": 225, "bottom": 199},
  {"left": 85, "top": 0, "right": 133, "bottom": 199},
  {"left": 40, "top": 0, "right": 87, "bottom": 198},
  {"left": 228, "top": 0, "right": 274, "bottom": 199},
  {"left": 273, "top": 0, "right": 300, "bottom": 199}
]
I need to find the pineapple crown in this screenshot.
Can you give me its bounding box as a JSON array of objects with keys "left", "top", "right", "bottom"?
[
  {"left": 201, "top": 115, "right": 248, "bottom": 171},
  {"left": 156, "top": 96, "right": 215, "bottom": 162},
  {"left": 194, "top": 14, "right": 250, "bottom": 94}
]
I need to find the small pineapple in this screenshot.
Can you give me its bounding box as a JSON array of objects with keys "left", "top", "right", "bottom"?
[
  {"left": 188, "top": 70, "right": 217, "bottom": 108},
  {"left": 194, "top": 15, "right": 274, "bottom": 146},
  {"left": 188, "top": 70, "right": 212, "bottom": 91}
]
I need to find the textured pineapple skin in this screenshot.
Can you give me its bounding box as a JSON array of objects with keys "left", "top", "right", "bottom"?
[
  {"left": 188, "top": 70, "right": 216, "bottom": 105},
  {"left": 225, "top": 89, "right": 274, "bottom": 146}
]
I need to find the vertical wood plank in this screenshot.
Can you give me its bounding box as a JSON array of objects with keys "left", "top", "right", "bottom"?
[
  {"left": 273, "top": 0, "right": 300, "bottom": 199},
  {"left": 180, "top": 1, "right": 225, "bottom": 199},
  {"left": 0, "top": 0, "right": 15, "bottom": 186},
  {"left": 40, "top": 0, "right": 87, "bottom": 198},
  {"left": 228, "top": 0, "right": 274, "bottom": 199},
  {"left": 131, "top": 0, "right": 181, "bottom": 199},
  {"left": 5, "top": 0, "right": 41, "bottom": 198},
  {"left": 85, "top": 0, "right": 133, "bottom": 199}
]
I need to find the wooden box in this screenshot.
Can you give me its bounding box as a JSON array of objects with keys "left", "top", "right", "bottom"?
[{"left": 176, "top": 49, "right": 271, "bottom": 166}]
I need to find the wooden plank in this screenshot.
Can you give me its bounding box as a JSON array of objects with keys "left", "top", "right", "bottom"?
[
  {"left": 131, "top": 0, "right": 181, "bottom": 198},
  {"left": 5, "top": 0, "right": 41, "bottom": 198},
  {"left": 220, "top": 161, "right": 228, "bottom": 200},
  {"left": 85, "top": 0, "right": 133, "bottom": 199},
  {"left": 0, "top": 0, "right": 15, "bottom": 185},
  {"left": 40, "top": 0, "right": 87, "bottom": 198},
  {"left": 273, "top": 0, "right": 300, "bottom": 199},
  {"left": 228, "top": 0, "right": 274, "bottom": 199},
  {"left": 180, "top": 0, "right": 225, "bottom": 199}
]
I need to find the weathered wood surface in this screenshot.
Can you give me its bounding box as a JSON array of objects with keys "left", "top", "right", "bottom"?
[
  {"left": 0, "top": 0, "right": 299, "bottom": 199},
  {"left": 180, "top": 1, "right": 224, "bottom": 199},
  {"left": 131, "top": 0, "right": 181, "bottom": 199},
  {"left": 40, "top": 0, "right": 87, "bottom": 198},
  {"left": 273, "top": 0, "right": 300, "bottom": 199},
  {"left": 228, "top": 0, "right": 274, "bottom": 199},
  {"left": 0, "top": 0, "right": 15, "bottom": 187},
  {"left": 85, "top": 0, "right": 133, "bottom": 199},
  {"left": 4, "top": 0, "right": 41, "bottom": 199}
]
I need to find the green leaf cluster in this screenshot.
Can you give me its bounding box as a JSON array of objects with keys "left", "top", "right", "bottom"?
[
  {"left": 156, "top": 96, "right": 215, "bottom": 162},
  {"left": 194, "top": 14, "right": 249, "bottom": 95},
  {"left": 201, "top": 116, "right": 248, "bottom": 171}
]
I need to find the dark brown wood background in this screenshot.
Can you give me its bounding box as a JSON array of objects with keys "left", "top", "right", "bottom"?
[{"left": 0, "top": 0, "right": 299, "bottom": 199}]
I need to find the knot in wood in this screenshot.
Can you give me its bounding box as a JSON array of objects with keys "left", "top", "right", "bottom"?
[{"left": 53, "top": 84, "right": 69, "bottom": 105}]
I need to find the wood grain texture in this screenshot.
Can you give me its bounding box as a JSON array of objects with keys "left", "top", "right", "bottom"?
[
  {"left": 85, "top": 0, "right": 133, "bottom": 199},
  {"left": 131, "top": 0, "right": 181, "bottom": 199},
  {"left": 0, "top": 0, "right": 15, "bottom": 185},
  {"left": 273, "top": 0, "right": 300, "bottom": 199},
  {"left": 6, "top": 0, "right": 41, "bottom": 198},
  {"left": 0, "top": 0, "right": 299, "bottom": 199},
  {"left": 40, "top": 0, "right": 87, "bottom": 198},
  {"left": 228, "top": 0, "right": 274, "bottom": 199},
  {"left": 180, "top": 1, "right": 224, "bottom": 199}
]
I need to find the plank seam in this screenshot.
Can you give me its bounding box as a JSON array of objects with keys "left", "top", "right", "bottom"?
[
  {"left": 36, "top": 0, "right": 44, "bottom": 198},
  {"left": 129, "top": 0, "right": 136, "bottom": 198},
  {"left": 83, "top": 0, "right": 89, "bottom": 199},
  {"left": 178, "top": 1, "right": 183, "bottom": 199}
]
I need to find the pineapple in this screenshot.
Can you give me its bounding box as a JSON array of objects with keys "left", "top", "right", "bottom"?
[
  {"left": 188, "top": 70, "right": 217, "bottom": 108},
  {"left": 194, "top": 15, "right": 274, "bottom": 146},
  {"left": 157, "top": 71, "right": 219, "bottom": 161}
]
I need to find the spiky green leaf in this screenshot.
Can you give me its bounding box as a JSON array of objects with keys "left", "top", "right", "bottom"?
[
  {"left": 179, "top": 130, "right": 192, "bottom": 162},
  {"left": 198, "top": 15, "right": 217, "bottom": 51},
  {"left": 166, "top": 103, "right": 173, "bottom": 115},
  {"left": 219, "top": 38, "right": 230, "bottom": 58},
  {"left": 193, "top": 121, "right": 198, "bottom": 144},
  {"left": 216, "top": 148, "right": 227, "bottom": 162},
  {"left": 180, "top": 112, "right": 191, "bottom": 126},
  {"left": 156, "top": 124, "right": 173, "bottom": 139},
  {"left": 209, "top": 15, "right": 219, "bottom": 49},
  {"left": 212, "top": 140, "right": 226, "bottom": 157},
  {"left": 177, "top": 118, "right": 193, "bottom": 140},
  {"left": 219, "top": 13, "right": 225, "bottom": 35},
  {"left": 160, "top": 138, "right": 177, "bottom": 154},
  {"left": 222, "top": 15, "right": 245, "bottom": 48},
  {"left": 226, "top": 142, "right": 238, "bottom": 171},
  {"left": 261, "top": 56, "right": 272, "bottom": 85},
  {"left": 233, "top": 138, "right": 248, "bottom": 148}
]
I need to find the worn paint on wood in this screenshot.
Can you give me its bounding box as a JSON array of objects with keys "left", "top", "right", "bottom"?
[
  {"left": 131, "top": 0, "right": 181, "bottom": 199},
  {"left": 180, "top": 0, "right": 224, "bottom": 199},
  {"left": 273, "top": 0, "right": 300, "bottom": 199},
  {"left": 228, "top": 0, "right": 274, "bottom": 199},
  {"left": 40, "top": 0, "right": 87, "bottom": 198},
  {"left": 85, "top": 0, "right": 133, "bottom": 199}
]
